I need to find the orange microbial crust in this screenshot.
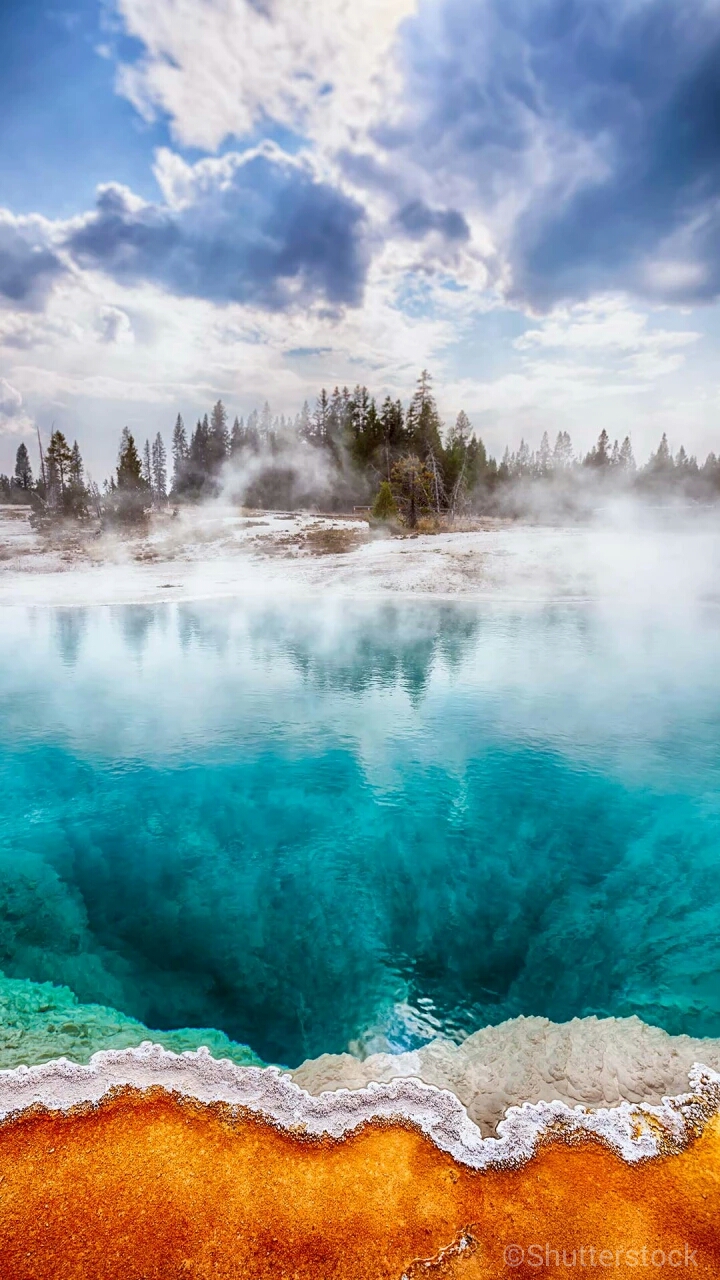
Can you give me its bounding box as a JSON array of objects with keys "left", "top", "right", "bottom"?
[{"left": 0, "top": 1087, "right": 718, "bottom": 1279}]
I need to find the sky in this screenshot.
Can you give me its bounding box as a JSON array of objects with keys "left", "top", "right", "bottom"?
[{"left": 2, "top": 0, "right": 720, "bottom": 479}]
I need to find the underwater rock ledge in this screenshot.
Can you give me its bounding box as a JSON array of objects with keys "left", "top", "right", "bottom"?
[
  {"left": 1, "top": 1042, "right": 720, "bottom": 1168},
  {"left": 290, "top": 1013, "right": 720, "bottom": 1136}
]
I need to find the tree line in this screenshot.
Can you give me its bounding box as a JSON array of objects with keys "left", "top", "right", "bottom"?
[{"left": 3, "top": 371, "right": 720, "bottom": 524}]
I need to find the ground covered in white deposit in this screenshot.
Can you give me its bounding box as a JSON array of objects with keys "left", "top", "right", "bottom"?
[{"left": 2, "top": 500, "right": 718, "bottom": 608}]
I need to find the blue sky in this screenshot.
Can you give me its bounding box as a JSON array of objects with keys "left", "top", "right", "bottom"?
[{"left": 2, "top": 0, "right": 720, "bottom": 477}]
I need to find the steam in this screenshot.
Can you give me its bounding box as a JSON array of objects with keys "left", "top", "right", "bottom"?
[{"left": 216, "top": 422, "right": 367, "bottom": 512}]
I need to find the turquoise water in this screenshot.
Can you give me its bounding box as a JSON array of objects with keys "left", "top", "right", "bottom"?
[{"left": 1, "top": 597, "right": 719, "bottom": 1066}]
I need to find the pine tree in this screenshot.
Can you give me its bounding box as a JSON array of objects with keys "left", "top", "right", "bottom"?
[
  {"left": 14, "top": 443, "right": 33, "bottom": 490},
  {"left": 553, "top": 431, "right": 573, "bottom": 469},
  {"left": 172, "top": 414, "right": 188, "bottom": 469},
  {"left": 65, "top": 441, "right": 89, "bottom": 517},
  {"left": 449, "top": 411, "right": 471, "bottom": 446},
  {"left": 390, "top": 454, "right": 434, "bottom": 529},
  {"left": 296, "top": 402, "right": 312, "bottom": 442},
  {"left": 208, "top": 400, "right": 229, "bottom": 471},
  {"left": 675, "top": 445, "right": 689, "bottom": 470},
  {"left": 328, "top": 387, "right": 349, "bottom": 448},
  {"left": 538, "top": 431, "right": 551, "bottom": 475},
  {"left": 190, "top": 416, "right": 210, "bottom": 469},
  {"left": 649, "top": 433, "right": 673, "bottom": 472},
  {"left": 151, "top": 433, "right": 167, "bottom": 501},
  {"left": 619, "top": 437, "right": 635, "bottom": 471},
  {"left": 142, "top": 439, "right": 152, "bottom": 490},
  {"left": 444, "top": 410, "right": 480, "bottom": 505},
  {"left": 515, "top": 439, "right": 531, "bottom": 475},
  {"left": 69, "top": 441, "right": 84, "bottom": 485},
  {"left": 372, "top": 480, "right": 397, "bottom": 520},
  {"left": 246, "top": 409, "right": 261, "bottom": 451},
  {"left": 46, "top": 430, "right": 73, "bottom": 502},
  {"left": 406, "top": 370, "right": 443, "bottom": 459},
  {"left": 312, "top": 390, "right": 330, "bottom": 444},
  {"left": 117, "top": 427, "right": 143, "bottom": 489},
  {"left": 230, "top": 416, "right": 244, "bottom": 455},
  {"left": 260, "top": 401, "right": 273, "bottom": 440}
]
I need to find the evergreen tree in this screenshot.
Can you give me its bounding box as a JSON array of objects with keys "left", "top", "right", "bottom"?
[
  {"left": 117, "top": 427, "right": 143, "bottom": 489},
  {"left": 348, "top": 387, "right": 381, "bottom": 465},
  {"left": 553, "top": 431, "right": 574, "bottom": 468},
  {"left": 328, "top": 387, "right": 349, "bottom": 449},
  {"left": 259, "top": 401, "right": 273, "bottom": 440},
  {"left": 189, "top": 415, "right": 210, "bottom": 470},
  {"left": 406, "top": 370, "right": 443, "bottom": 459},
  {"left": 172, "top": 414, "right": 188, "bottom": 472},
  {"left": 584, "top": 428, "right": 611, "bottom": 468},
  {"left": 390, "top": 454, "right": 434, "bottom": 528},
  {"left": 246, "top": 409, "right": 261, "bottom": 451},
  {"left": 372, "top": 480, "right": 397, "bottom": 520},
  {"left": 296, "top": 401, "right": 312, "bottom": 443},
  {"left": 619, "top": 436, "right": 635, "bottom": 471},
  {"left": 648, "top": 433, "right": 673, "bottom": 473},
  {"left": 230, "top": 416, "right": 244, "bottom": 455},
  {"left": 69, "top": 441, "right": 84, "bottom": 485},
  {"left": 208, "top": 400, "right": 229, "bottom": 471},
  {"left": 46, "top": 430, "right": 73, "bottom": 502},
  {"left": 151, "top": 433, "right": 167, "bottom": 500},
  {"left": 444, "top": 410, "right": 485, "bottom": 504},
  {"left": 379, "top": 396, "right": 406, "bottom": 465},
  {"left": 65, "top": 441, "right": 89, "bottom": 518},
  {"left": 702, "top": 452, "right": 720, "bottom": 490},
  {"left": 675, "top": 445, "right": 691, "bottom": 471},
  {"left": 515, "top": 439, "right": 532, "bottom": 475},
  {"left": 538, "top": 431, "right": 551, "bottom": 475},
  {"left": 14, "top": 443, "right": 33, "bottom": 490},
  {"left": 312, "top": 390, "right": 330, "bottom": 445},
  {"left": 142, "top": 439, "right": 152, "bottom": 490}
]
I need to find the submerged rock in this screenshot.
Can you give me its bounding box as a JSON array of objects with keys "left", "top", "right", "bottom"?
[
  {"left": 0, "top": 971, "right": 262, "bottom": 1070},
  {"left": 290, "top": 1013, "right": 720, "bottom": 1134}
]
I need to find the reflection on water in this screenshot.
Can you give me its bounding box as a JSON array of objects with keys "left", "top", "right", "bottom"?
[{"left": 0, "top": 598, "right": 719, "bottom": 1066}]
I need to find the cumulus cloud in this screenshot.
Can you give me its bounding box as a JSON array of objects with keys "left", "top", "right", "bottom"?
[
  {"left": 0, "top": 212, "right": 67, "bottom": 311},
  {"left": 65, "top": 147, "right": 369, "bottom": 310},
  {"left": 113, "top": 0, "right": 416, "bottom": 151},
  {"left": 0, "top": 376, "right": 33, "bottom": 436},
  {"left": 104, "top": 0, "right": 720, "bottom": 310},
  {"left": 383, "top": 0, "right": 720, "bottom": 307}
]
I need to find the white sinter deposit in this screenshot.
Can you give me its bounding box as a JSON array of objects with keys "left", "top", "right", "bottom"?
[
  {"left": 2, "top": 502, "right": 719, "bottom": 608},
  {"left": 0, "top": 1041, "right": 718, "bottom": 1170}
]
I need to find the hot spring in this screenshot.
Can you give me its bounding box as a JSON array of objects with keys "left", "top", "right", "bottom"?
[{"left": 1, "top": 594, "right": 719, "bottom": 1069}]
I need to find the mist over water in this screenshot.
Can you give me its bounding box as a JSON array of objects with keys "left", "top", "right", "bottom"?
[{"left": 1, "top": 580, "right": 720, "bottom": 1066}]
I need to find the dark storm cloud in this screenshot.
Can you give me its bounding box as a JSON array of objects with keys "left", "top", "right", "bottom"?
[
  {"left": 390, "top": 0, "right": 720, "bottom": 305},
  {"left": 65, "top": 151, "right": 369, "bottom": 310},
  {"left": 0, "top": 218, "right": 67, "bottom": 310}
]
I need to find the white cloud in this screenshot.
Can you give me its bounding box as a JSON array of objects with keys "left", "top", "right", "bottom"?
[
  {"left": 0, "top": 377, "right": 22, "bottom": 417},
  {"left": 0, "top": 376, "right": 33, "bottom": 438},
  {"left": 515, "top": 299, "right": 700, "bottom": 376},
  {"left": 114, "top": 0, "right": 416, "bottom": 152},
  {"left": 96, "top": 306, "right": 135, "bottom": 346}
]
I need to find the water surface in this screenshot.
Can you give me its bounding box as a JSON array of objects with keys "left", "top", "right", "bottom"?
[{"left": 0, "top": 597, "right": 719, "bottom": 1065}]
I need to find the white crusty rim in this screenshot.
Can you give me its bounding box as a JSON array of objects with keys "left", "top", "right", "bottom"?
[{"left": 0, "top": 1043, "right": 718, "bottom": 1170}]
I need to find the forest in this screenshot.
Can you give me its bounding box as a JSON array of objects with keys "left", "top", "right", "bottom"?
[{"left": 3, "top": 371, "right": 720, "bottom": 526}]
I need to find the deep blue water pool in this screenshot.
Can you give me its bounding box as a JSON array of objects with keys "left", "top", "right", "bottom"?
[{"left": 0, "top": 596, "right": 719, "bottom": 1065}]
